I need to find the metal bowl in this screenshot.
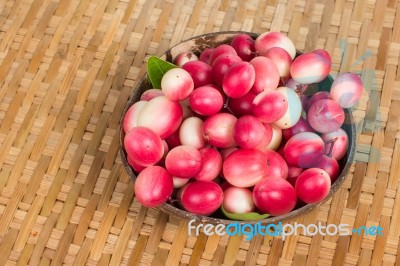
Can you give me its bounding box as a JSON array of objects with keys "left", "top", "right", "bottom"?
[{"left": 119, "top": 31, "right": 356, "bottom": 225}]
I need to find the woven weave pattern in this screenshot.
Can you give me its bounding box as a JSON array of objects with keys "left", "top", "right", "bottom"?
[{"left": 0, "top": 0, "right": 398, "bottom": 265}]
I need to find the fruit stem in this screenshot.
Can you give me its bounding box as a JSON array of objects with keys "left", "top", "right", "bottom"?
[
  {"left": 280, "top": 77, "right": 286, "bottom": 87},
  {"left": 223, "top": 97, "right": 234, "bottom": 114},
  {"left": 296, "top": 84, "right": 306, "bottom": 96},
  {"left": 325, "top": 137, "right": 338, "bottom": 157}
]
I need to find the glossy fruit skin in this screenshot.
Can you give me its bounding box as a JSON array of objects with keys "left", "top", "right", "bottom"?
[
  {"left": 253, "top": 177, "right": 297, "bottom": 216},
  {"left": 231, "top": 33, "right": 256, "bottom": 61},
  {"left": 182, "top": 61, "right": 213, "bottom": 88},
  {"left": 313, "top": 49, "right": 331, "bottom": 60},
  {"left": 250, "top": 56, "right": 280, "bottom": 93},
  {"left": 252, "top": 89, "right": 288, "bottom": 123},
  {"left": 273, "top": 87, "right": 302, "bottom": 129},
  {"left": 284, "top": 132, "right": 325, "bottom": 168},
  {"left": 161, "top": 68, "right": 194, "bottom": 101},
  {"left": 199, "top": 48, "right": 214, "bottom": 64},
  {"left": 127, "top": 156, "right": 146, "bottom": 173},
  {"left": 203, "top": 113, "right": 237, "bottom": 148},
  {"left": 330, "top": 72, "right": 363, "bottom": 108},
  {"left": 189, "top": 85, "right": 224, "bottom": 116},
  {"left": 264, "top": 47, "right": 292, "bottom": 77},
  {"left": 223, "top": 187, "right": 255, "bottom": 213},
  {"left": 255, "top": 32, "right": 296, "bottom": 59},
  {"left": 256, "top": 123, "right": 273, "bottom": 151},
  {"left": 179, "top": 117, "right": 206, "bottom": 149},
  {"left": 165, "top": 128, "right": 181, "bottom": 149},
  {"left": 160, "top": 140, "right": 170, "bottom": 163},
  {"left": 223, "top": 149, "right": 269, "bottom": 187},
  {"left": 234, "top": 115, "right": 266, "bottom": 149},
  {"left": 165, "top": 145, "right": 203, "bottom": 179},
  {"left": 124, "top": 127, "right": 164, "bottom": 167},
  {"left": 137, "top": 96, "right": 183, "bottom": 139},
  {"left": 287, "top": 166, "right": 303, "bottom": 186},
  {"left": 180, "top": 181, "right": 224, "bottom": 215},
  {"left": 222, "top": 62, "right": 256, "bottom": 98},
  {"left": 265, "top": 125, "right": 282, "bottom": 150},
  {"left": 295, "top": 168, "right": 331, "bottom": 204},
  {"left": 123, "top": 100, "right": 147, "bottom": 133},
  {"left": 285, "top": 78, "right": 309, "bottom": 94},
  {"left": 264, "top": 149, "right": 289, "bottom": 179},
  {"left": 211, "top": 54, "right": 242, "bottom": 85},
  {"left": 290, "top": 49, "right": 331, "bottom": 84},
  {"left": 307, "top": 99, "right": 345, "bottom": 133},
  {"left": 228, "top": 92, "right": 257, "bottom": 117},
  {"left": 314, "top": 155, "right": 340, "bottom": 183},
  {"left": 140, "top": 89, "right": 164, "bottom": 101},
  {"left": 220, "top": 147, "right": 238, "bottom": 160},
  {"left": 174, "top": 52, "right": 199, "bottom": 67},
  {"left": 209, "top": 44, "right": 238, "bottom": 65},
  {"left": 282, "top": 118, "right": 315, "bottom": 141},
  {"left": 173, "top": 176, "right": 190, "bottom": 188},
  {"left": 134, "top": 166, "right": 173, "bottom": 207},
  {"left": 307, "top": 91, "right": 330, "bottom": 110},
  {"left": 321, "top": 128, "right": 349, "bottom": 160},
  {"left": 194, "top": 147, "right": 223, "bottom": 181},
  {"left": 179, "top": 99, "right": 194, "bottom": 120}
]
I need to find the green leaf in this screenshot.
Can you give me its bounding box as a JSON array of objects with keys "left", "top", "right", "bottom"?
[
  {"left": 221, "top": 206, "right": 269, "bottom": 221},
  {"left": 147, "top": 56, "right": 177, "bottom": 89}
]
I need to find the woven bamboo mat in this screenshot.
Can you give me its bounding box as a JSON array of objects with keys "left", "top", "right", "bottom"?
[{"left": 0, "top": 0, "right": 399, "bottom": 265}]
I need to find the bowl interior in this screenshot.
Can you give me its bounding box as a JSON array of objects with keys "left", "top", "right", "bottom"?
[{"left": 119, "top": 31, "right": 356, "bottom": 225}]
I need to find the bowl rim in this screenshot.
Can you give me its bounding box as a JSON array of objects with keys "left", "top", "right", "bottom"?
[{"left": 119, "top": 31, "right": 357, "bottom": 225}]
